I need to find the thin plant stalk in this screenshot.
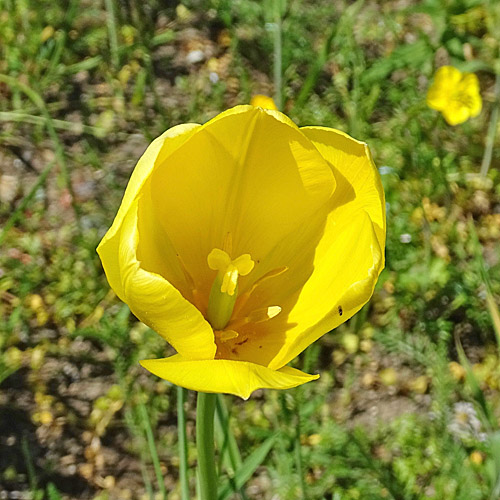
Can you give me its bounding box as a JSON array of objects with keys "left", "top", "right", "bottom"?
[
  {"left": 197, "top": 392, "right": 218, "bottom": 500},
  {"left": 293, "top": 345, "right": 317, "bottom": 499},
  {"left": 123, "top": 407, "right": 155, "bottom": 500},
  {"left": 215, "top": 395, "right": 249, "bottom": 500},
  {"left": 294, "top": 408, "right": 306, "bottom": 499},
  {"left": 104, "top": 0, "right": 120, "bottom": 69},
  {"left": 21, "top": 434, "right": 38, "bottom": 494},
  {"left": 177, "top": 386, "right": 190, "bottom": 500},
  {"left": 480, "top": 72, "right": 500, "bottom": 177},
  {"left": 215, "top": 394, "right": 243, "bottom": 470},
  {"left": 0, "top": 74, "right": 81, "bottom": 224},
  {"left": 272, "top": 0, "right": 283, "bottom": 111},
  {"left": 0, "top": 160, "right": 55, "bottom": 246},
  {"left": 138, "top": 403, "right": 168, "bottom": 500},
  {"left": 0, "top": 111, "right": 105, "bottom": 136}
]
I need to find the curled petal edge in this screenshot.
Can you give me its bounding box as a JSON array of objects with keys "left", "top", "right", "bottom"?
[
  {"left": 140, "top": 355, "right": 319, "bottom": 400},
  {"left": 119, "top": 198, "right": 216, "bottom": 360}
]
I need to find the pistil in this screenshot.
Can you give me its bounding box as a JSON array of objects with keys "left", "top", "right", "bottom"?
[{"left": 206, "top": 248, "right": 254, "bottom": 330}]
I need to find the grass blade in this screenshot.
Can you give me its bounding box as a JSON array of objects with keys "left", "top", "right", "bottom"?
[
  {"left": 215, "top": 394, "right": 242, "bottom": 471},
  {"left": 46, "top": 482, "right": 63, "bottom": 500},
  {"left": 215, "top": 394, "right": 249, "bottom": 499},
  {"left": 0, "top": 160, "right": 55, "bottom": 246},
  {"left": 455, "top": 335, "right": 495, "bottom": 429},
  {"left": 138, "top": 402, "right": 168, "bottom": 500},
  {"left": 177, "top": 386, "right": 190, "bottom": 500},
  {"left": 218, "top": 434, "right": 277, "bottom": 500}
]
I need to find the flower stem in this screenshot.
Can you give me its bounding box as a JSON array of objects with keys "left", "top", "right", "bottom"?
[
  {"left": 177, "top": 386, "right": 190, "bottom": 500},
  {"left": 480, "top": 72, "right": 500, "bottom": 177},
  {"left": 196, "top": 392, "right": 218, "bottom": 500}
]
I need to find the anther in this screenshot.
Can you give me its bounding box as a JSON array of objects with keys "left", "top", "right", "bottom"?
[
  {"left": 246, "top": 306, "right": 282, "bottom": 323},
  {"left": 215, "top": 330, "right": 239, "bottom": 342}
]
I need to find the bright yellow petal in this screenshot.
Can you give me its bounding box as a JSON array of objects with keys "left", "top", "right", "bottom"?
[
  {"left": 434, "top": 65, "right": 462, "bottom": 86},
  {"left": 441, "top": 102, "right": 470, "bottom": 126},
  {"left": 426, "top": 66, "right": 462, "bottom": 111},
  {"left": 301, "top": 126, "right": 386, "bottom": 252},
  {"left": 461, "top": 73, "right": 480, "bottom": 93},
  {"left": 228, "top": 127, "right": 385, "bottom": 367},
  {"left": 426, "top": 85, "right": 449, "bottom": 111},
  {"left": 140, "top": 354, "right": 319, "bottom": 399},
  {"left": 468, "top": 93, "right": 482, "bottom": 117},
  {"left": 148, "top": 106, "right": 335, "bottom": 305},
  {"left": 97, "top": 123, "right": 200, "bottom": 298},
  {"left": 461, "top": 73, "right": 482, "bottom": 117},
  {"left": 118, "top": 198, "right": 216, "bottom": 360},
  {"left": 268, "top": 210, "right": 383, "bottom": 370}
]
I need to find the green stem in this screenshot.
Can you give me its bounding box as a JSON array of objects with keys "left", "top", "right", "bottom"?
[
  {"left": 294, "top": 406, "right": 306, "bottom": 499},
  {"left": 272, "top": 0, "right": 283, "bottom": 111},
  {"left": 177, "top": 386, "right": 190, "bottom": 500},
  {"left": 197, "top": 392, "right": 218, "bottom": 500},
  {"left": 480, "top": 72, "right": 500, "bottom": 177},
  {"left": 104, "top": 0, "right": 120, "bottom": 69}
]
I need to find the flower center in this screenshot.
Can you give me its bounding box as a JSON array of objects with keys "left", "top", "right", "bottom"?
[{"left": 206, "top": 248, "right": 254, "bottom": 330}]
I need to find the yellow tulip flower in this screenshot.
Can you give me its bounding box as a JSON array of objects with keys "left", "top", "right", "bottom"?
[
  {"left": 426, "top": 65, "right": 482, "bottom": 126},
  {"left": 97, "top": 105, "right": 385, "bottom": 399}
]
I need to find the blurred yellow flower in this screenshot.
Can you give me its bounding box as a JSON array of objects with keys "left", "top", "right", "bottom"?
[
  {"left": 250, "top": 94, "right": 278, "bottom": 110},
  {"left": 97, "top": 105, "right": 385, "bottom": 399},
  {"left": 426, "top": 66, "right": 482, "bottom": 125}
]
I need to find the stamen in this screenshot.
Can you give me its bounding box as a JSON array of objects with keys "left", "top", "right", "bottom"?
[
  {"left": 229, "top": 306, "right": 282, "bottom": 330},
  {"left": 247, "top": 306, "right": 282, "bottom": 323},
  {"left": 215, "top": 329, "right": 239, "bottom": 342},
  {"left": 176, "top": 253, "right": 204, "bottom": 310},
  {"left": 233, "top": 266, "right": 288, "bottom": 317}
]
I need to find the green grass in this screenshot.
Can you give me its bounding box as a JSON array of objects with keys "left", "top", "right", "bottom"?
[{"left": 1, "top": 0, "right": 500, "bottom": 499}]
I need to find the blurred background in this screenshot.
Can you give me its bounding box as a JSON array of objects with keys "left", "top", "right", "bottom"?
[{"left": 1, "top": 0, "right": 500, "bottom": 499}]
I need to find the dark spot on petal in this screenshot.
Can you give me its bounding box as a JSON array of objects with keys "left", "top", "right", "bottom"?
[{"left": 338, "top": 305, "right": 343, "bottom": 316}]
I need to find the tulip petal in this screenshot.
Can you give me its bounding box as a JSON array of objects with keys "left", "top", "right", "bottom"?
[
  {"left": 119, "top": 198, "right": 216, "bottom": 360},
  {"left": 301, "top": 126, "right": 385, "bottom": 252},
  {"left": 274, "top": 126, "right": 384, "bottom": 363},
  {"left": 229, "top": 127, "right": 385, "bottom": 367},
  {"left": 97, "top": 123, "right": 201, "bottom": 299},
  {"left": 140, "top": 355, "right": 319, "bottom": 399},
  {"left": 147, "top": 106, "right": 335, "bottom": 303},
  {"left": 267, "top": 210, "right": 383, "bottom": 370}
]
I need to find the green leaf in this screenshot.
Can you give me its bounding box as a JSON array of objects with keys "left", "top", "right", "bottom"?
[
  {"left": 361, "top": 40, "right": 432, "bottom": 86},
  {"left": 215, "top": 395, "right": 243, "bottom": 474},
  {"left": 46, "top": 483, "right": 63, "bottom": 500},
  {"left": 452, "top": 59, "right": 493, "bottom": 73},
  {"left": 217, "top": 434, "right": 277, "bottom": 500}
]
